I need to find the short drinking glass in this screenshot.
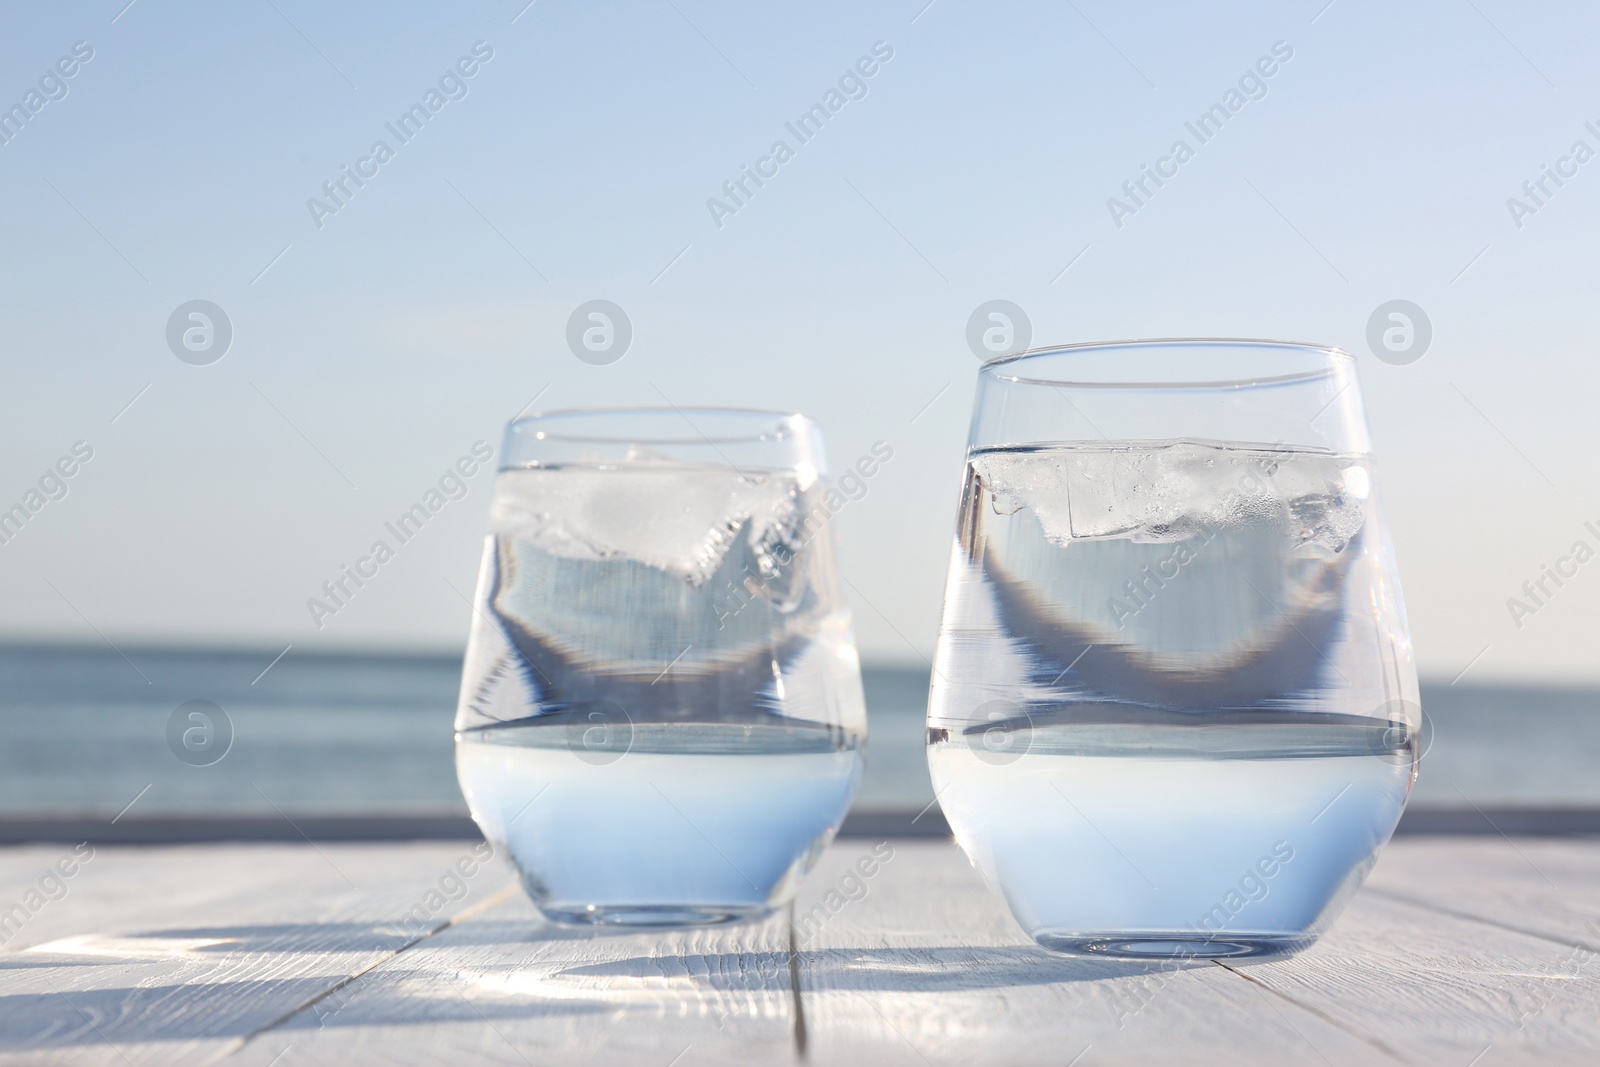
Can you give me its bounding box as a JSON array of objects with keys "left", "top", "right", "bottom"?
[
  {"left": 456, "top": 408, "right": 866, "bottom": 927},
  {"left": 927, "top": 341, "right": 1419, "bottom": 958}
]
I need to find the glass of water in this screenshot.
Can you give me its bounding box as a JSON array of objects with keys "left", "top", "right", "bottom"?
[
  {"left": 455, "top": 407, "right": 866, "bottom": 927},
  {"left": 927, "top": 340, "right": 1419, "bottom": 959}
]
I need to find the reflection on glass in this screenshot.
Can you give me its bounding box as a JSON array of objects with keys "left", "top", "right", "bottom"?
[
  {"left": 928, "top": 341, "right": 1419, "bottom": 959},
  {"left": 456, "top": 408, "right": 865, "bottom": 927}
]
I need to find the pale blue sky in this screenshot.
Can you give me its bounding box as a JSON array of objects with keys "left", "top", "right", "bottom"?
[{"left": 1, "top": 0, "right": 1596, "bottom": 683}]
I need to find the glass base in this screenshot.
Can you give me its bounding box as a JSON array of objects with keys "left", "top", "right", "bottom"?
[
  {"left": 539, "top": 903, "right": 775, "bottom": 928},
  {"left": 1034, "top": 932, "right": 1312, "bottom": 959}
]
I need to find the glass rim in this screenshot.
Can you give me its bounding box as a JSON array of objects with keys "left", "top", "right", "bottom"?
[
  {"left": 507, "top": 405, "right": 818, "bottom": 446},
  {"left": 982, "top": 338, "right": 1353, "bottom": 389}
]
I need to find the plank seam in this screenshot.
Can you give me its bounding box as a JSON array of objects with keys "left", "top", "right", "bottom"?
[
  {"left": 1364, "top": 887, "right": 1600, "bottom": 955},
  {"left": 204, "top": 883, "right": 520, "bottom": 1065},
  {"left": 787, "top": 902, "right": 808, "bottom": 1061},
  {"left": 1214, "top": 960, "right": 1409, "bottom": 1064}
]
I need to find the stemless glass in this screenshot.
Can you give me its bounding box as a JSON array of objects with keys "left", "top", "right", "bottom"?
[
  {"left": 455, "top": 407, "right": 866, "bottom": 927},
  {"left": 927, "top": 340, "right": 1419, "bottom": 959}
]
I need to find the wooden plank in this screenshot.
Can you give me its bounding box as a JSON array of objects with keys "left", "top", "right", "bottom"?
[
  {"left": 0, "top": 839, "right": 1596, "bottom": 1064},
  {"left": 1214, "top": 887, "right": 1600, "bottom": 1064},
  {"left": 215, "top": 891, "right": 800, "bottom": 1067},
  {"left": 0, "top": 843, "right": 516, "bottom": 1066},
  {"left": 787, "top": 840, "right": 1390, "bottom": 1066},
  {"left": 1365, "top": 835, "right": 1600, "bottom": 950}
]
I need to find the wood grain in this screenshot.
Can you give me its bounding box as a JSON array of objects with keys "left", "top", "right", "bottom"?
[
  {"left": 218, "top": 891, "right": 799, "bottom": 1067},
  {"left": 1366, "top": 835, "right": 1600, "bottom": 950},
  {"left": 0, "top": 838, "right": 1594, "bottom": 1065},
  {"left": 1222, "top": 888, "right": 1600, "bottom": 1065},
  {"left": 787, "top": 840, "right": 1386, "bottom": 1066},
  {"left": 0, "top": 843, "right": 516, "bottom": 1066}
]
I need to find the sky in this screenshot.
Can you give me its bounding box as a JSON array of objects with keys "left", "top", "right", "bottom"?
[{"left": 1, "top": 0, "right": 1596, "bottom": 685}]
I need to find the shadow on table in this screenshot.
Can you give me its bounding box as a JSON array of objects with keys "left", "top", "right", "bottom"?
[
  {"left": 0, "top": 976, "right": 618, "bottom": 1050},
  {"left": 563, "top": 945, "right": 1195, "bottom": 992},
  {"left": 0, "top": 915, "right": 1214, "bottom": 1050},
  {"left": 0, "top": 919, "right": 763, "bottom": 1048},
  {"left": 0, "top": 918, "right": 607, "bottom": 964}
]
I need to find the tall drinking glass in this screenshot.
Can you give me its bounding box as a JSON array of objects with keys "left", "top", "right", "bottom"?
[
  {"left": 456, "top": 408, "right": 866, "bottom": 926},
  {"left": 927, "top": 341, "right": 1419, "bottom": 958}
]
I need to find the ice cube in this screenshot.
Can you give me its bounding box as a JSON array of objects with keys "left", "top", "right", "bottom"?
[
  {"left": 971, "top": 441, "right": 1366, "bottom": 551},
  {"left": 489, "top": 462, "right": 805, "bottom": 586}
]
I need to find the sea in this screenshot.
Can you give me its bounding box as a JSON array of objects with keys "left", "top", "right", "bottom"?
[{"left": 0, "top": 644, "right": 1594, "bottom": 819}]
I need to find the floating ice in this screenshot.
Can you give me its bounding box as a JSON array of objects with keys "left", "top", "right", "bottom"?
[
  {"left": 970, "top": 440, "right": 1368, "bottom": 553},
  {"left": 489, "top": 459, "right": 808, "bottom": 586}
]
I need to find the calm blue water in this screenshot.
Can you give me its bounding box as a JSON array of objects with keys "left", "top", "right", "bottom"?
[{"left": 0, "top": 644, "right": 1594, "bottom": 817}]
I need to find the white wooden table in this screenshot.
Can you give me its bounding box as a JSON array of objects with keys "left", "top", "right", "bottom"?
[{"left": 0, "top": 836, "right": 1595, "bottom": 1065}]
